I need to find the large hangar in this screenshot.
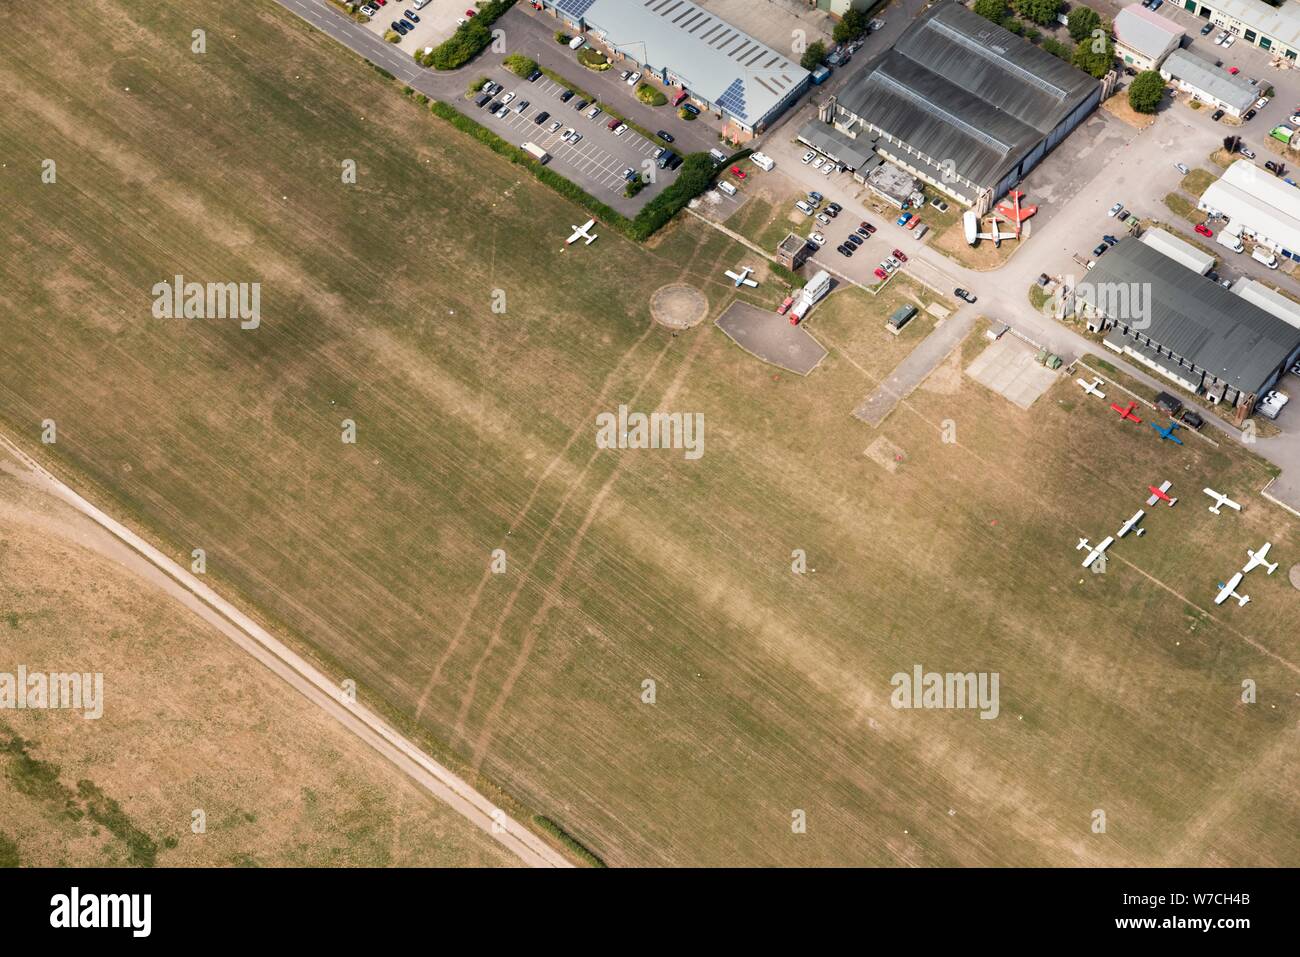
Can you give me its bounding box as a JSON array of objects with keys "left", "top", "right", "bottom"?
[{"left": 822, "top": 1, "right": 1102, "bottom": 212}]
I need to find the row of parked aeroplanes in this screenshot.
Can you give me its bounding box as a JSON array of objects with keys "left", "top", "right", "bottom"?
[
  {"left": 1076, "top": 479, "right": 1178, "bottom": 567},
  {"left": 1076, "top": 378, "right": 1183, "bottom": 444}
]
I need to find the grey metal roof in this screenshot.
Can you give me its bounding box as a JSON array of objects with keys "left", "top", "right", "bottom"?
[
  {"left": 1113, "top": 5, "right": 1184, "bottom": 60},
  {"left": 834, "top": 1, "right": 1097, "bottom": 190},
  {"left": 797, "top": 121, "right": 875, "bottom": 170},
  {"left": 1079, "top": 239, "right": 1300, "bottom": 393},
  {"left": 1160, "top": 49, "right": 1257, "bottom": 113},
  {"left": 579, "top": 0, "right": 809, "bottom": 126}
]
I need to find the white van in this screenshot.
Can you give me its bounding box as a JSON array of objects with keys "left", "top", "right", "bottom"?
[
  {"left": 794, "top": 200, "right": 815, "bottom": 215},
  {"left": 717, "top": 180, "right": 737, "bottom": 196},
  {"left": 750, "top": 151, "right": 775, "bottom": 171},
  {"left": 1252, "top": 246, "right": 1279, "bottom": 268},
  {"left": 1217, "top": 231, "right": 1244, "bottom": 253},
  {"left": 569, "top": 35, "right": 586, "bottom": 50},
  {"left": 413, "top": 0, "right": 431, "bottom": 8},
  {"left": 709, "top": 148, "right": 728, "bottom": 165}
]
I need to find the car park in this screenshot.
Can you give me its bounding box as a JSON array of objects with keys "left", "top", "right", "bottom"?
[
  {"left": 1195, "top": 223, "right": 1214, "bottom": 236},
  {"left": 955, "top": 288, "right": 977, "bottom": 304}
]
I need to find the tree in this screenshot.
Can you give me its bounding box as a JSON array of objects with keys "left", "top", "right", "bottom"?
[
  {"left": 800, "top": 41, "right": 827, "bottom": 71},
  {"left": 1072, "top": 33, "right": 1114, "bottom": 79},
  {"left": 1067, "top": 7, "right": 1101, "bottom": 43},
  {"left": 833, "top": 9, "right": 870, "bottom": 43},
  {"left": 974, "top": 0, "right": 1008, "bottom": 23},
  {"left": 503, "top": 54, "right": 538, "bottom": 77},
  {"left": 1016, "top": 0, "right": 1062, "bottom": 27},
  {"left": 1128, "top": 70, "right": 1165, "bottom": 114}
]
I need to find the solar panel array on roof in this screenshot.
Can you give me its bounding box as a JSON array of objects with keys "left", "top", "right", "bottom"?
[
  {"left": 556, "top": 0, "right": 598, "bottom": 18},
  {"left": 835, "top": 1, "right": 1097, "bottom": 191},
  {"left": 574, "top": 0, "right": 809, "bottom": 127}
]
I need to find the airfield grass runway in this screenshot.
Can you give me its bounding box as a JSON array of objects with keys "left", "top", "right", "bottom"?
[{"left": 0, "top": 0, "right": 1296, "bottom": 866}]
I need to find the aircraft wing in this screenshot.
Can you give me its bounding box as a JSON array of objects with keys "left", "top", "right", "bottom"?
[
  {"left": 741, "top": 277, "right": 758, "bottom": 287},
  {"left": 1215, "top": 572, "right": 1244, "bottom": 605}
]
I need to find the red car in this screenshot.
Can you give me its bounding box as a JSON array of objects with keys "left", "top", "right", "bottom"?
[
  {"left": 465, "top": 9, "right": 477, "bottom": 15},
  {"left": 905, "top": 217, "right": 922, "bottom": 230},
  {"left": 860, "top": 220, "right": 876, "bottom": 234},
  {"left": 777, "top": 295, "right": 794, "bottom": 315},
  {"left": 789, "top": 314, "right": 801, "bottom": 325},
  {"left": 730, "top": 165, "right": 747, "bottom": 179},
  {"left": 891, "top": 248, "right": 908, "bottom": 262},
  {"left": 873, "top": 267, "right": 888, "bottom": 281},
  {"left": 1228, "top": 66, "right": 1239, "bottom": 75},
  {"left": 1195, "top": 223, "right": 1214, "bottom": 237}
]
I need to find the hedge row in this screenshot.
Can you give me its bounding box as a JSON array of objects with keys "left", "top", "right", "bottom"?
[
  {"left": 629, "top": 153, "right": 717, "bottom": 240},
  {"left": 417, "top": 0, "right": 516, "bottom": 71}
]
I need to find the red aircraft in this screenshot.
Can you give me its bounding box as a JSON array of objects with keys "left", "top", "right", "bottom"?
[
  {"left": 1110, "top": 401, "right": 1142, "bottom": 423},
  {"left": 1147, "top": 480, "right": 1177, "bottom": 507}
]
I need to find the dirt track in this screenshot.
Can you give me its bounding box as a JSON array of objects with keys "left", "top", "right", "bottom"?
[{"left": 0, "top": 432, "right": 571, "bottom": 869}]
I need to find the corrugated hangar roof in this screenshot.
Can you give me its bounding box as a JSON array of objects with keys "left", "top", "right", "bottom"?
[
  {"left": 577, "top": 0, "right": 808, "bottom": 126},
  {"left": 835, "top": 1, "right": 1097, "bottom": 189},
  {"left": 1080, "top": 239, "right": 1300, "bottom": 392}
]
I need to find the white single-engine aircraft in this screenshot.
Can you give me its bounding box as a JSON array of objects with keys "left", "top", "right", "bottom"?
[
  {"left": 1202, "top": 488, "right": 1242, "bottom": 515},
  {"left": 724, "top": 266, "right": 759, "bottom": 288},
  {"left": 1117, "top": 510, "right": 1146, "bottom": 538},
  {"left": 1214, "top": 572, "right": 1251, "bottom": 607},
  {"left": 1242, "top": 542, "right": 1277, "bottom": 575},
  {"left": 1076, "top": 536, "right": 1113, "bottom": 568},
  {"left": 565, "top": 219, "right": 598, "bottom": 245},
  {"left": 1076, "top": 377, "right": 1106, "bottom": 399}
]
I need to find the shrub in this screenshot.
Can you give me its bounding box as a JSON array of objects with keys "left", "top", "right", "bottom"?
[
  {"left": 555, "top": 31, "right": 570, "bottom": 44},
  {"left": 800, "top": 41, "right": 827, "bottom": 71},
  {"left": 504, "top": 54, "right": 537, "bottom": 77},
  {"left": 384, "top": 29, "right": 401, "bottom": 43},
  {"left": 833, "top": 9, "right": 871, "bottom": 43},
  {"left": 635, "top": 84, "right": 667, "bottom": 106},
  {"left": 1128, "top": 70, "right": 1165, "bottom": 114},
  {"left": 974, "top": 0, "right": 1008, "bottom": 23},
  {"left": 420, "top": 0, "right": 516, "bottom": 70},
  {"left": 577, "top": 48, "right": 609, "bottom": 70},
  {"left": 1041, "top": 37, "right": 1073, "bottom": 60},
  {"left": 1067, "top": 7, "right": 1101, "bottom": 43},
  {"left": 1072, "top": 33, "right": 1114, "bottom": 79},
  {"left": 678, "top": 106, "right": 697, "bottom": 121},
  {"left": 470, "top": 76, "right": 489, "bottom": 92},
  {"left": 630, "top": 153, "right": 718, "bottom": 240},
  {"left": 1015, "top": 0, "right": 1062, "bottom": 26}
]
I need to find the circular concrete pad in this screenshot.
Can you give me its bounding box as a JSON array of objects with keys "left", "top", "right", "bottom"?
[
  {"left": 651, "top": 283, "right": 708, "bottom": 330},
  {"left": 1289, "top": 563, "right": 1300, "bottom": 591}
]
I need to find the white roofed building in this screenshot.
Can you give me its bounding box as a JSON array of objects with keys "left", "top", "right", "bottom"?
[
  {"left": 1139, "top": 227, "right": 1215, "bottom": 275},
  {"left": 1114, "top": 4, "right": 1185, "bottom": 70},
  {"left": 1199, "top": 159, "right": 1300, "bottom": 261}
]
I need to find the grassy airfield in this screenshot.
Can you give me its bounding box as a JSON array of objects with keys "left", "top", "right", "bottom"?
[{"left": 0, "top": 0, "right": 1295, "bottom": 866}]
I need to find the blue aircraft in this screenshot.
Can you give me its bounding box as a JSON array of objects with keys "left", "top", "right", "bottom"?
[{"left": 1150, "top": 419, "right": 1183, "bottom": 445}]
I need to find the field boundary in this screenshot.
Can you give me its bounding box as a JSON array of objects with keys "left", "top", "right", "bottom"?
[{"left": 0, "top": 431, "right": 572, "bottom": 869}]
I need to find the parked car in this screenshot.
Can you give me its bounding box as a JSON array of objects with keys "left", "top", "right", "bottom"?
[
  {"left": 681, "top": 103, "right": 700, "bottom": 116},
  {"left": 391, "top": 20, "right": 408, "bottom": 34},
  {"left": 1211, "top": 109, "right": 1225, "bottom": 121},
  {"left": 502, "top": 91, "right": 516, "bottom": 104},
  {"left": 1182, "top": 410, "right": 1204, "bottom": 430},
  {"left": 815, "top": 213, "right": 831, "bottom": 226},
  {"left": 606, "top": 116, "right": 620, "bottom": 130},
  {"left": 891, "top": 248, "right": 908, "bottom": 262},
  {"left": 811, "top": 157, "right": 824, "bottom": 170},
  {"left": 847, "top": 233, "right": 864, "bottom": 247},
  {"left": 800, "top": 151, "right": 815, "bottom": 165},
  {"left": 627, "top": 72, "right": 642, "bottom": 86},
  {"left": 905, "top": 217, "right": 921, "bottom": 230},
  {"left": 808, "top": 191, "right": 824, "bottom": 205},
  {"left": 559, "top": 89, "right": 574, "bottom": 102},
  {"left": 1266, "top": 160, "right": 1281, "bottom": 173},
  {"left": 1108, "top": 201, "right": 1123, "bottom": 217},
  {"left": 1176, "top": 162, "right": 1190, "bottom": 174},
  {"left": 955, "top": 288, "right": 977, "bottom": 303},
  {"left": 1223, "top": 35, "right": 1236, "bottom": 48},
  {"left": 547, "top": 121, "right": 562, "bottom": 133},
  {"left": 613, "top": 124, "right": 627, "bottom": 136},
  {"left": 658, "top": 131, "right": 675, "bottom": 143},
  {"left": 1257, "top": 390, "right": 1289, "bottom": 419},
  {"left": 533, "top": 111, "right": 550, "bottom": 125},
  {"left": 527, "top": 69, "right": 542, "bottom": 82},
  {"left": 1200, "top": 22, "right": 1214, "bottom": 35},
  {"left": 1195, "top": 223, "right": 1214, "bottom": 237},
  {"left": 730, "top": 166, "right": 747, "bottom": 179},
  {"left": 1103, "top": 234, "right": 1119, "bottom": 246},
  {"left": 403, "top": 10, "right": 419, "bottom": 22},
  {"left": 619, "top": 70, "right": 630, "bottom": 81},
  {"left": 586, "top": 105, "right": 602, "bottom": 120},
  {"left": 827, "top": 202, "right": 842, "bottom": 215},
  {"left": 1214, "top": 31, "right": 1228, "bottom": 45},
  {"left": 573, "top": 99, "right": 588, "bottom": 111},
  {"left": 809, "top": 232, "right": 825, "bottom": 247},
  {"left": 513, "top": 100, "right": 529, "bottom": 114},
  {"left": 1228, "top": 66, "right": 1240, "bottom": 75},
  {"left": 777, "top": 296, "right": 795, "bottom": 315},
  {"left": 360, "top": 4, "right": 376, "bottom": 16},
  {"left": 896, "top": 212, "right": 913, "bottom": 227},
  {"left": 1291, "top": 360, "right": 1300, "bottom": 376},
  {"left": 874, "top": 267, "right": 889, "bottom": 280},
  {"left": 838, "top": 245, "right": 853, "bottom": 257},
  {"left": 622, "top": 167, "right": 636, "bottom": 182},
  {"left": 1244, "top": 110, "right": 1257, "bottom": 122},
  {"left": 1092, "top": 242, "right": 1108, "bottom": 257},
  {"left": 860, "top": 220, "right": 876, "bottom": 234}
]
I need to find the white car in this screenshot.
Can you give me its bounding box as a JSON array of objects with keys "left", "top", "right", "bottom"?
[
  {"left": 1223, "top": 35, "right": 1236, "bottom": 48},
  {"left": 801, "top": 151, "right": 815, "bottom": 165},
  {"left": 561, "top": 127, "right": 576, "bottom": 141},
  {"left": 1176, "top": 163, "right": 1190, "bottom": 174},
  {"left": 547, "top": 121, "right": 562, "bottom": 133},
  {"left": 494, "top": 105, "right": 509, "bottom": 117},
  {"left": 811, "top": 157, "right": 824, "bottom": 170},
  {"left": 822, "top": 163, "right": 833, "bottom": 176},
  {"left": 502, "top": 92, "right": 516, "bottom": 104},
  {"left": 1257, "top": 390, "right": 1289, "bottom": 419},
  {"left": 1107, "top": 201, "right": 1123, "bottom": 217},
  {"left": 360, "top": 3, "right": 376, "bottom": 15},
  {"left": 809, "top": 232, "right": 826, "bottom": 247},
  {"left": 613, "top": 123, "right": 628, "bottom": 136},
  {"left": 1214, "top": 32, "right": 1228, "bottom": 45},
  {"left": 627, "top": 72, "right": 642, "bottom": 86},
  {"left": 815, "top": 213, "right": 831, "bottom": 225}
]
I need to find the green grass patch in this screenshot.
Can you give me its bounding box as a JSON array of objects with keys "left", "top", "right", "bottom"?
[
  {"left": 1180, "top": 168, "right": 1215, "bottom": 198},
  {"left": 534, "top": 816, "right": 606, "bottom": 867}
]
